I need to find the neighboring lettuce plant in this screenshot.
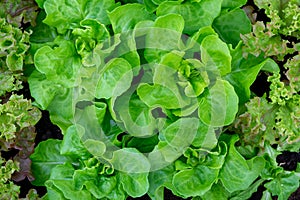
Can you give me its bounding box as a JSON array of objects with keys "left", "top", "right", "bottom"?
[
  {"left": 0, "top": 0, "right": 39, "bottom": 27},
  {"left": 0, "top": 156, "right": 19, "bottom": 200},
  {"left": 242, "top": 0, "right": 300, "bottom": 61},
  {"left": 254, "top": 0, "right": 300, "bottom": 38},
  {"left": 0, "top": 15, "right": 41, "bottom": 199},
  {"left": 230, "top": 0, "right": 300, "bottom": 198},
  {"left": 237, "top": 0, "right": 300, "bottom": 157},
  {"left": 26, "top": 0, "right": 298, "bottom": 199}
]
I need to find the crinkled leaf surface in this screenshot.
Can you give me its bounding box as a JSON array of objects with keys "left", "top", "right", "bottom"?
[
  {"left": 43, "top": 0, "right": 117, "bottom": 33},
  {"left": 108, "top": 4, "right": 154, "bottom": 33},
  {"left": 172, "top": 164, "right": 219, "bottom": 198},
  {"left": 157, "top": 0, "right": 222, "bottom": 35}
]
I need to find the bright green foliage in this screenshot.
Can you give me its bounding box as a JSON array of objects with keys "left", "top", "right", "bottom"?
[
  {"left": 242, "top": 0, "right": 300, "bottom": 61},
  {"left": 156, "top": 0, "right": 222, "bottom": 35},
  {"left": 285, "top": 54, "right": 300, "bottom": 93},
  {"left": 41, "top": 0, "right": 118, "bottom": 34},
  {"left": 0, "top": 17, "right": 31, "bottom": 96},
  {"left": 265, "top": 170, "right": 299, "bottom": 200},
  {"left": 22, "top": 0, "right": 300, "bottom": 199},
  {"left": 219, "top": 135, "right": 265, "bottom": 193},
  {"left": 254, "top": 0, "right": 300, "bottom": 38},
  {"left": 31, "top": 137, "right": 150, "bottom": 199},
  {"left": 222, "top": 0, "right": 247, "bottom": 9},
  {"left": 0, "top": 13, "right": 41, "bottom": 200},
  {"left": 198, "top": 79, "right": 239, "bottom": 127},
  {"left": 241, "top": 21, "right": 294, "bottom": 61},
  {"left": 0, "top": 156, "right": 20, "bottom": 200},
  {"left": 0, "top": 94, "right": 41, "bottom": 141},
  {"left": 213, "top": 8, "right": 251, "bottom": 47},
  {"left": 259, "top": 145, "right": 300, "bottom": 200},
  {"left": 225, "top": 42, "right": 279, "bottom": 105}
]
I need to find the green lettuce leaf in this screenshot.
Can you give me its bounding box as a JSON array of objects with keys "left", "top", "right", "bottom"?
[
  {"left": 108, "top": 4, "right": 154, "bottom": 33},
  {"left": 42, "top": 0, "right": 118, "bottom": 33},
  {"left": 137, "top": 83, "right": 182, "bottom": 109},
  {"left": 157, "top": 0, "right": 222, "bottom": 35},
  {"left": 113, "top": 91, "right": 158, "bottom": 137},
  {"left": 221, "top": 0, "right": 247, "bottom": 9},
  {"left": 160, "top": 118, "right": 199, "bottom": 149},
  {"left": 45, "top": 163, "right": 93, "bottom": 200},
  {"left": 219, "top": 135, "right": 266, "bottom": 193},
  {"left": 144, "top": 14, "right": 184, "bottom": 62},
  {"left": 200, "top": 35, "right": 231, "bottom": 76},
  {"left": 225, "top": 42, "right": 279, "bottom": 104},
  {"left": 172, "top": 165, "right": 219, "bottom": 198},
  {"left": 198, "top": 79, "right": 238, "bottom": 127},
  {"left": 265, "top": 171, "right": 300, "bottom": 200},
  {"left": 213, "top": 8, "right": 251, "bottom": 47},
  {"left": 33, "top": 38, "right": 81, "bottom": 87},
  {"left": 148, "top": 165, "right": 175, "bottom": 200},
  {"left": 95, "top": 58, "right": 133, "bottom": 99},
  {"left": 30, "top": 139, "right": 75, "bottom": 186}
]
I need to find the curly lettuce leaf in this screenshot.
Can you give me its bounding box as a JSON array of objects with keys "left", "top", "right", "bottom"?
[
  {"left": 285, "top": 54, "right": 300, "bottom": 93},
  {"left": 108, "top": 4, "right": 154, "bottom": 34},
  {"left": 42, "top": 0, "right": 118, "bottom": 33},
  {"left": 156, "top": 0, "right": 222, "bottom": 35},
  {"left": 73, "top": 19, "right": 110, "bottom": 67},
  {"left": 254, "top": 0, "right": 300, "bottom": 38},
  {"left": 241, "top": 21, "right": 294, "bottom": 61},
  {"left": 0, "top": 17, "right": 30, "bottom": 74},
  {"left": 0, "top": 94, "right": 41, "bottom": 142},
  {"left": 0, "top": 157, "right": 20, "bottom": 199}
]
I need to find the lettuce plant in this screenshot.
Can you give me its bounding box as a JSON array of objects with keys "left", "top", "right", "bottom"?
[
  {"left": 230, "top": 0, "right": 300, "bottom": 198},
  {"left": 0, "top": 7, "right": 41, "bottom": 198},
  {"left": 17, "top": 0, "right": 300, "bottom": 199}
]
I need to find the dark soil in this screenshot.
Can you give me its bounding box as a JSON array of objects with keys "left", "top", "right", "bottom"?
[{"left": 34, "top": 110, "right": 63, "bottom": 143}]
